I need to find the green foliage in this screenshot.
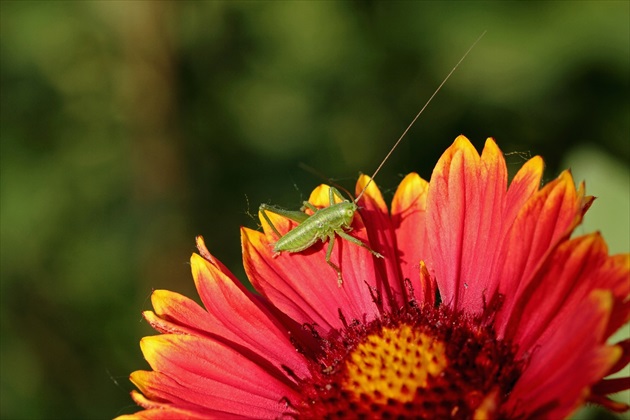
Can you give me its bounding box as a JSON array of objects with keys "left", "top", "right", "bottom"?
[{"left": 1, "top": 1, "right": 628, "bottom": 418}]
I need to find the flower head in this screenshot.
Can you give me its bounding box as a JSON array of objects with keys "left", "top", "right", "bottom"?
[{"left": 120, "top": 136, "right": 629, "bottom": 419}]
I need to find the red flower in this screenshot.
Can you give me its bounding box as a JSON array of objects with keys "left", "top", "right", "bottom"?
[{"left": 120, "top": 136, "right": 629, "bottom": 419}]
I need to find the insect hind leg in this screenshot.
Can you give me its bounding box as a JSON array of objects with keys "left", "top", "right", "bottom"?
[
  {"left": 259, "top": 203, "right": 310, "bottom": 240},
  {"left": 324, "top": 233, "right": 343, "bottom": 287},
  {"left": 336, "top": 230, "right": 384, "bottom": 259}
]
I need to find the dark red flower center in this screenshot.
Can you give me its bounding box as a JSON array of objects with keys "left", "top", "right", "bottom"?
[{"left": 294, "top": 302, "right": 523, "bottom": 419}]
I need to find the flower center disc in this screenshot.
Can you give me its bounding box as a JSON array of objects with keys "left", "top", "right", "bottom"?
[
  {"left": 296, "top": 306, "right": 522, "bottom": 419},
  {"left": 345, "top": 325, "right": 448, "bottom": 405}
]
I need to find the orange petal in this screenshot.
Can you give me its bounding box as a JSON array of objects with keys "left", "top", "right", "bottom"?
[{"left": 309, "top": 184, "right": 346, "bottom": 206}]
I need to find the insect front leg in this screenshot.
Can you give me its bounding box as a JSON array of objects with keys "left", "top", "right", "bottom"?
[
  {"left": 301, "top": 184, "right": 346, "bottom": 213},
  {"left": 324, "top": 232, "right": 343, "bottom": 287},
  {"left": 336, "top": 230, "right": 384, "bottom": 259}
]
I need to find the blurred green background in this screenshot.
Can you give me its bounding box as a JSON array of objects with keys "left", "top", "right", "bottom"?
[{"left": 1, "top": 1, "right": 628, "bottom": 419}]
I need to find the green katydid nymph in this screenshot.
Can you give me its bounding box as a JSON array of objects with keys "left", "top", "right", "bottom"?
[
  {"left": 259, "top": 31, "right": 486, "bottom": 286},
  {"left": 260, "top": 185, "right": 382, "bottom": 287}
]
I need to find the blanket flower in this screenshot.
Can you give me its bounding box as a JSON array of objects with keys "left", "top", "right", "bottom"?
[{"left": 119, "top": 136, "right": 629, "bottom": 419}]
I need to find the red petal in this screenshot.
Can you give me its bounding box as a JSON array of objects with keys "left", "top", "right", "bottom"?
[
  {"left": 241, "top": 221, "right": 379, "bottom": 331},
  {"left": 146, "top": 290, "right": 213, "bottom": 336},
  {"left": 503, "top": 234, "right": 628, "bottom": 353},
  {"left": 493, "top": 170, "right": 591, "bottom": 332},
  {"left": 606, "top": 338, "right": 630, "bottom": 376},
  {"left": 600, "top": 254, "right": 630, "bottom": 337},
  {"left": 116, "top": 390, "right": 229, "bottom": 419},
  {"left": 586, "top": 393, "right": 630, "bottom": 413},
  {"left": 133, "top": 335, "right": 299, "bottom": 418},
  {"left": 139, "top": 247, "right": 310, "bottom": 380},
  {"left": 502, "top": 155, "right": 544, "bottom": 230},
  {"left": 592, "top": 376, "right": 630, "bottom": 396},
  {"left": 356, "top": 174, "right": 406, "bottom": 307},
  {"left": 391, "top": 172, "right": 434, "bottom": 304},
  {"left": 426, "top": 136, "right": 508, "bottom": 312},
  {"left": 190, "top": 252, "right": 310, "bottom": 377},
  {"left": 506, "top": 290, "right": 621, "bottom": 418},
  {"left": 478, "top": 155, "right": 546, "bottom": 312},
  {"left": 418, "top": 261, "right": 438, "bottom": 305}
]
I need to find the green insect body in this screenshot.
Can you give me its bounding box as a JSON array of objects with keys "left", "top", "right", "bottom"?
[
  {"left": 258, "top": 32, "right": 484, "bottom": 287},
  {"left": 260, "top": 186, "right": 383, "bottom": 286}
]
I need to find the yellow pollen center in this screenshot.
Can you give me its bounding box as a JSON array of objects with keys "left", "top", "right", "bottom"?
[{"left": 343, "top": 324, "right": 448, "bottom": 404}]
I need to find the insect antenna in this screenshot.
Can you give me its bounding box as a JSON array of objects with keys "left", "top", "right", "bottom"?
[{"left": 355, "top": 30, "right": 487, "bottom": 203}]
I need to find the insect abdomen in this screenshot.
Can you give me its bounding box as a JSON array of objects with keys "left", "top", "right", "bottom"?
[{"left": 273, "top": 221, "right": 321, "bottom": 253}]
